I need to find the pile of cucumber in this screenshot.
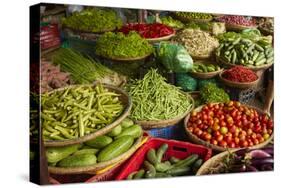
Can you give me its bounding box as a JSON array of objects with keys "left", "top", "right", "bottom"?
[
  {"left": 127, "top": 144, "right": 203, "bottom": 179},
  {"left": 46, "top": 118, "right": 143, "bottom": 167},
  {"left": 216, "top": 37, "right": 274, "bottom": 67},
  {"left": 192, "top": 63, "right": 221, "bottom": 73}
]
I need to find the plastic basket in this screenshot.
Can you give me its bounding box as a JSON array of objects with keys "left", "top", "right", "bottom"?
[
  {"left": 115, "top": 137, "right": 212, "bottom": 180},
  {"left": 148, "top": 123, "right": 186, "bottom": 140},
  {"left": 225, "top": 86, "right": 256, "bottom": 104}
]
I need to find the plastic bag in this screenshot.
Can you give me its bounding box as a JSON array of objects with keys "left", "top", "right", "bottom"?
[{"left": 156, "top": 42, "right": 193, "bottom": 73}]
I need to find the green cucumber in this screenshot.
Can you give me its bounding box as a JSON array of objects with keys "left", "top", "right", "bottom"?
[
  {"left": 57, "top": 153, "right": 97, "bottom": 167},
  {"left": 155, "top": 162, "right": 172, "bottom": 172},
  {"left": 73, "top": 148, "right": 99, "bottom": 156},
  {"left": 85, "top": 135, "right": 113, "bottom": 149},
  {"left": 166, "top": 166, "right": 191, "bottom": 176},
  {"left": 97, "top": 135, "right": 134, "bottom": 162},
  {"left": 133, "top": 169, "right": 145, "bottom": 179},
  {"left": 172, "top": 154, "right": 199, "bottom": 168},
  {"left": 127, "top": 171, "right": 138, "bottom": 180},
  {"left": 156, "top": 144, "right": 168, "bottom": 163},
  {"left": 115, "top": 124, "right": 143, "bottom": 139},
  {"left": 192, "top": 159, "right": 203, "bottom": 173},
  {"left": 46, "top": 144, "right": 81, "bottom": 163},
  {"left": 170, "top": 157, "right": 181, "bottom": 164},
  {"left": 255, "top": 44, "right": 264, "bottom": 52},
  {"left": 147, "top": 149, "right": 158, "bottom": 165},
  {"left": 155, "top": 172, "right": 172, "bottom": 178},
  {"left": 144, "top": 161, "right": 156, "bottom": 178},
  {"left": 255, "top": 58, "right": 267, "bottom": 66},
  {"left": 120, "top": 118, "right": 134, "bottom": 129},
  {"left": 107, "top": 125, "right": 122, "bottom": 137}
]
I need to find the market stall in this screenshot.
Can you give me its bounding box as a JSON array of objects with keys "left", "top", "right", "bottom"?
[{"left": 30, "top": 4, "right": 274, "bottom": 184}]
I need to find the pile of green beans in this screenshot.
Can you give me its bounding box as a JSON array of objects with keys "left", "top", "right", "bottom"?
[
  {"left": 216, "top": 37, "right": 274, "bottom": 67},
  {"left": 41, "top": 84, "right": 124, "bottom": 141},
  {"left": 127, "top": 69, "right": 192, "bottom": 121}
]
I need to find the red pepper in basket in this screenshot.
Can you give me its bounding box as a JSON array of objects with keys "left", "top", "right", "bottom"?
[{"left": 222, "top": 66, "right": 258, "bottom": 82}]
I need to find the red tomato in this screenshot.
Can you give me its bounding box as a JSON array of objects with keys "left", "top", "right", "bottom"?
[
  {"left": 194, "top": 128, "right": 203, "bottom": 137},
  {"left": 229, "top": 142, "right": 236, "bottom": 148},
  {"left": 251, "top": 133, "right": 257, "bottom": 139},
  {"left": 212, "top": 124, "right": 220, "bottom": 131},
  {"left": 219, "top": 140, "right": 228, "bottom": 147},
  {"left": 220, "top": 121, "right": 226, "bottom": 127},
  {"left": 225, "top": 135, "right": 233, "bottom": 144},
  {"left": 211, "top": 139, "right": 218, "bottom": 145},
  {"left": 254, "top": 125, "right": 262, "bottom": 133},
  {"left": 216, "top": 134, "right": 224, "bottom": 142},
  {"left": 248, "top": 140, "right": 254, "bottom": 147},
  {"left": 234, "top": 101, "right": 241, "bottom": 108},
  {"left": 241, "top": 140, "right": 249, "bottom": 147},
  {"left": 227, "top": 101, "right": 234, "bottom": 107},
  {"left": 258, "top": 137, "right": 265, "bottom": 143},
  {"left": 214, "top": 104, "right": 219, "bottom": 110},
  {"left": 248, "top": 122, "right": 254, "bottom": 129},
  {"left": 208, "top": 119, "right": 214, "bottom": 126},
  {"left": 204, "top": 133, "right": 212, "bottom": 141},
  {"left": 213, "top": 130, "right": 221, "bottom": 137},
  {"left": 239, "top": 134, "right": 246, "bottom": 141},
  {"left": 188, "top": 127, "right": 194, "bottom": 133},
  {"left": 268, "top": 129, "right": 273, "bottom": 135},
  {"left": 253, "top": 138, "right": 259, "bottom": 145},
  {"left": 234, "top": 137, "right": 240, "bottom": 145},
  {"left": 247, "top": 129, "right": 253, "bottom": 136}
]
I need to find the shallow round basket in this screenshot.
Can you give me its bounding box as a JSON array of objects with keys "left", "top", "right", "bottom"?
[
  {"left": 190, "top": 68, "right": 223, "bottom": 79},
  {"left": 48, "top": 135, "right": 143, "bottom": 175},
  {"left": 136, "top": 94, "right": 194, "bottom": 130},
  {"left": 216, "top": 56, "right": 274, "bottom": 71},
  {"left": 146, "top": 32, "right": 176, "bottom": 43},
  {"left": 225, "top": 23, "right": 257, "bottom": 31},
  {"left": 184, "top": 103, "right": 274, "bottom": 152},
  {"left": 196, "top": 150, "right": 238, "bottom": 175},
  {"left": 191, "top": 54, "right": 213, "bottom": 60},
  {"left": 98, "top": 52, "right": 152, "bottom": 62},
  {"left": 173, "top": 14, "right": 213, "bottom": 23},
  {"left": 219, "top": 71, "right": 260, "bottom": 89},
  {"left": 43, "top": 84, "right": 132, "bottom": 147}
]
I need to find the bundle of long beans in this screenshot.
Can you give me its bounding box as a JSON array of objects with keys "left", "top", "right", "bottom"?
[
  {"left": 127, "top": 69, "right": 192, "bottom": 121},
  {"left": 52, "top": 48, "right": 125, "bottom": 86}
]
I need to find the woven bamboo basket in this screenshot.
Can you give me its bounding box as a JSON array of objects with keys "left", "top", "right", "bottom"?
[
  {"left": 173, "top": 13, "right": 213, "bottom": 23},
  {"left": 191, "top": 68, "right": 223, "bottom": 79},
  {"left": 225, "top": 23, "right": 257, "bottom": 31},
  {"left": 184, "top": 103, "right": 274, "bottom": 152},
  {"left": 219, "top": 71, "right": 260, "bottom": 89},
  {"left": 48, "top": 134, "right": 144, "bottom": 175},
  {"left": 136, "top": 94, "right": 194, "bottom": 129},
  {"left": 216, "top": 56, "right": 274, "bottom": 71},
  {"left": 146, "top": 32, "right": 176, "bottom": 43},
  {"left": 43, "top": 83, "right": 132, "bottom": 147}
]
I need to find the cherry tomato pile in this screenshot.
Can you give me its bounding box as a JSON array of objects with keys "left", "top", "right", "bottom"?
[
  {"left": 187, "top": 101, "right": 273, "bottom": 148},
  {"left": 120, "top": 23, "right": 174, "bottom": 39}
]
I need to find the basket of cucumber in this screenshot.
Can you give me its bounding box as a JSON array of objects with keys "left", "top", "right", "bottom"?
[
  {"left": 190, "top": 61, "right": 223, "bottom": 79},
  {"left": 115, "top": 137, "right": 212, "bottom": 180}
]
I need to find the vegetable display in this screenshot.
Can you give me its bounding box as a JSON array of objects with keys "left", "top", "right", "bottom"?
[
  {"left": 258, "top": 18, "right": 274, "bottom": 34},
  {"left": 120, "top": 23, "right": 174, "bottom": 39},
  {"left": 41, "top": 84, "right": 124, "bottom": 141},
  {"left": 216, "top": 32, "right": 274, "bottom": 67},
  {"left": 208, "top": 147, "right": 273, "bottom": 174},
  {"left": 173, "top": 29, "right": 219, "bottom": 58},
  {"left": 46, "top": 119, "right": 143, "bottom": 167},
  {"left": 53, "top": 48, "right": 125, "bottom": 86},
  {"left": 185, "top": 22, "right": 226, "bottom": 36},
  {"left": 95, "top": 32, "right": 154, "bottom": 59},
  {"left": 126, "top": 144, "right": 203, "bottom": 179},
  {"left": 41, "top": 60, "right": 71, "bottom": 93},
  {"left": 127, "top": 69, "right": 193, "bottom": 121},
  {"left": 160, "top": 16, "right": 184, "bottom": 29},
  {"left": 175, "top": 12, "right": 213, "bottom": 20},
  {"left": 186, "top": 101, "right": 273, "bottom": 148},
  {"left": 217, "top": 15, "right": 256, "bottom": 27},
  {"left": 175, "top": 73, "right": 198, "bottom": 92},
  {"left": 200, "top": 83, "right": 230, "bottom": 104},
  {"left": 222, "top": 66, "right": 258, "bottom": 82},
  {"left": 62, "top": 8, "right": 122, "bottom": 33},
  {"left": 192, "top": 62, "right": 221, "bottom": 73}
]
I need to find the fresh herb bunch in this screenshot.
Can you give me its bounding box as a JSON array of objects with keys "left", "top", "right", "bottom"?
[
  {"left": 62, "top": 8, "right": 123, "bottom": 33},
  {"left": 95, "top": 32, "right": 154, "bottom": 59},
  {"left": 200, "top": 83, "right": 230, "bottom": 104}
]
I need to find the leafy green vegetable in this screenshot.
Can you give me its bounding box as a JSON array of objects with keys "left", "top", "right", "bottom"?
[
  {"left": 62, "top": 8, "right": 122, "bottom": 33},
  {"left": 200, "top": 83, "right": 230, "bottom": 104},
  {"left": 95, "top": 32, "right": 154, "bottom": 58},
  {"left": 161, "top": 16, "right": 184, "bottom": 29},
  {"left": 176, "top": 73, "right": 197, "bottom": 92}
]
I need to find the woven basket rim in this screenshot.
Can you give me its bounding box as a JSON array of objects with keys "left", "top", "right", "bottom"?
[
  {"left": 48, "top": 134, "right": 143, "bottom": 175},
  {"left": 184, "top": 103, "right": 273, "bottom": 152},
  {"left": 172, "top": 13, "right": 213, "bottom": 23},
  {"left": 225, "top": 23, "right": 257, "bottom": 31},
  {"left": 190, "top": 68, "right": 223, "bottom": 79},
  {"left": 43, "top": 83, "right": 132, "bottom": 147},
  {"left": 136, "top": 93, "right": 195, "bottom": 129}
]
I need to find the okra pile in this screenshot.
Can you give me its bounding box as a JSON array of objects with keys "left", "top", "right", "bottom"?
[
  {"left": 127, "top": 144, "right": 203, "bottom": 179},
  {"left": 41, "top": 84, "right": 124, "bottom": 141},
  {"left": 216, "top": 35, "right": 274, "bottom": 67}
]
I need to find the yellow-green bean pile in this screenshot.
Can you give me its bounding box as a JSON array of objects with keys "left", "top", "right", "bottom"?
[
  {"left": 41, "top": 84, "right": 124, "bottom": 141},
  {"left": 127, "top": 69, "right": 192, "bottom": 121}
]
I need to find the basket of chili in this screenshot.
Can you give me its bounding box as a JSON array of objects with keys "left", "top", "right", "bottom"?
[{"left": 219, "top": 66, "right": 260, "bottom": 89}]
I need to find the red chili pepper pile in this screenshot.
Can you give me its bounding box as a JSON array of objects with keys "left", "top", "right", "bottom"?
[
  {"left": 120, "top": 23, "right": 174, "bottom": 39},
  {"left": 222, "top": 66, "right": 258, "bottom": 82},
  {"left": 217, "top": 16, "right": 256, "bottom": 26}
]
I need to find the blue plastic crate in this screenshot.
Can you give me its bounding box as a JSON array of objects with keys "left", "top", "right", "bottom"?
[{"left": 148, "top": 124, "right": 186, "bottom": 140}]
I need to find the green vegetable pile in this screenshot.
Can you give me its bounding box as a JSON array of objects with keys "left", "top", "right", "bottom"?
[
  {"left": 200, "top": 83, "right": 230, "bottom": 104},
  {"left": 175, "top": 12, "right": 213, "bottom": 20},
  {"left": 160, "top": 16, "right": 184, "bottom": 29},
  {"left": 216, "top": 30, "right": 274, "bottom": 67},
  {"left": 127, "top": 69, "right": 193, "bottom": 121},
  {"left": 62, "top": 8, "right": 122, "bottom": 33},
  {"left": 192, "top": 62, "right": 221, "bottom": 73},
  {"left": 53, "top": 48, "right": 126, "bottom": 86},
  {"left": 95, "top": 32, "right": 154, "bottom": 59},
  {"left": 46, "top": 118, "right": 143, "bottom": 167},
  {"left": 126, "top": 144, "right": 203, "bottom": 179},
  {"left": 41, "top": 84, "right": 124, "bottom": 141},
  {"left": 175, "top": 73, "right": 197, "bottom": 92}
]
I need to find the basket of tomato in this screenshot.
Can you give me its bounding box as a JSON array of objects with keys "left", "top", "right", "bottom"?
[{"left": 184, "top": 101, "right": 273, "bottom": 152}]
